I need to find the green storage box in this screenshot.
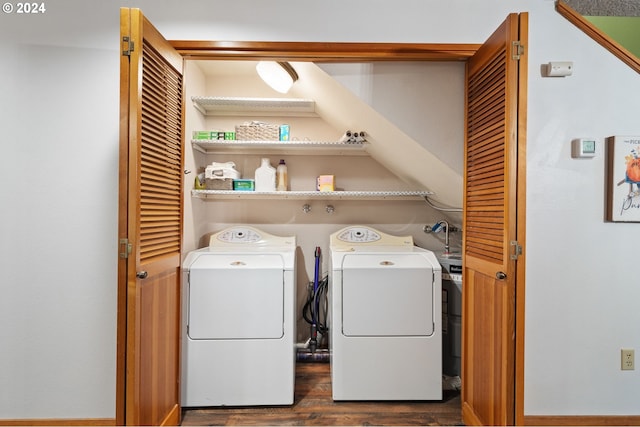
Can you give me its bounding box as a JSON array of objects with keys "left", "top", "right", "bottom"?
[{"left": 233, "top": 179, "right": 255, "bottom": 191}]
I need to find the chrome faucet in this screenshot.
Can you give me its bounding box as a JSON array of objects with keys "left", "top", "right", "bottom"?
[{"left": 433, "top": 220, "right": 450, "bottom": 254}]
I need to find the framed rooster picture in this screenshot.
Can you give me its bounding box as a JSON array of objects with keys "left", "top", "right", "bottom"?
[{"left": 606, "top": 135, "right": 640, "bottom": 222}]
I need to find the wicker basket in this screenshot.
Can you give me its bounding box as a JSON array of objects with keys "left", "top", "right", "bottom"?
[
  {"left": 235, "top": 121, "right": 280, "bottom": 141},
  {"left": 205, "top": 177, "right": 234, "bottom": 190}
]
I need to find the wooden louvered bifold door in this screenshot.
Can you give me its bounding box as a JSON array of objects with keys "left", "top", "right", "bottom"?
[
  {"left": 118, "top": 8, "right": 184, "bottom": 426},
  {"left": 461, "top": 12, "right": 525, "bottom": 427}
]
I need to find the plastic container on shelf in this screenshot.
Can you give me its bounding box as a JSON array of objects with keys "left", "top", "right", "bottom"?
[
  {"left": 233, "top": 179, "right": 255, "bottom": 191},
  {"left": 254, "top": 158, "right": 276, "bottom": 192},
  {"left": 276, "top": 159, "right": 288, "bottom": 191}
]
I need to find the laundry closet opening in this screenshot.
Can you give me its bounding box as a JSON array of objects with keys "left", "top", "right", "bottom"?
[
  {"left": 120, "top": 11, "right": 524, "bottom": 424},
  {"left": 181, "top": 58, "right": 468, "bottom": 344}
]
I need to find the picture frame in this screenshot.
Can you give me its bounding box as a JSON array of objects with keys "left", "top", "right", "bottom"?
[{"left": 606, "top": 135, "right": 640, "bottom": 222}]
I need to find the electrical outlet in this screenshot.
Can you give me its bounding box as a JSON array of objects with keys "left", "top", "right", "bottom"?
[{"left": 621, "top": 349, "right": 635, "bottom": 370}]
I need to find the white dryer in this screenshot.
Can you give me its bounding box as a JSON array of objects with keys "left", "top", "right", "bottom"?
[
  {"left": 182, "top": 226, "right": 296, "bottom": 407},
  {"left": 329, "top": 226, "right": 442, "bottom": 400}
]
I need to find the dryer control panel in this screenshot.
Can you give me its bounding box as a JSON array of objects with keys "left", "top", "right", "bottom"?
[
  {"left": 332, "top": 226, "right": 414, "bottom": 247},
  {"left": 208, "top": 226, "right": 296, "bottom": 250},
  {"left": 217, "top": 227, "right": 262, "bottom": 243},
  {"left": 337, "top": 227, "right": 381, "bottom": 243}
]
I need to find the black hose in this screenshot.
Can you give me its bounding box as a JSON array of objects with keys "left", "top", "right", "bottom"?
[{"left": 302, "top": 275, "right": 329, "bottom": 337}]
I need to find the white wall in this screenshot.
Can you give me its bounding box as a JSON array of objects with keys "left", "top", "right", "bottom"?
[
  {"left": 1, "top": 0, "right": 639, "bottom": 420},
  {"left": 0, "top": 43, "right": 119, "bottom": 418},
  {"left": 524, "top": 5, "right": 640, "bottom": 416}
]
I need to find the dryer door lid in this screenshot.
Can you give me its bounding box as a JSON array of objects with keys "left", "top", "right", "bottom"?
[
  {"left": 188, "top": 254, "right": 285, "bottom": 340},
  {"left": 341, "top": 253, "right": 435, "bottom": 337}
]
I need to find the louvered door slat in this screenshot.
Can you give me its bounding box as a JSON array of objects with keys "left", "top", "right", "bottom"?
[
  {"left": 144, "top": 56, "right": 181, "bottom": 94},
  {"left": 141, "top": 88, "right": 181, "bottom": 117},
  {"left": 141, "top": 104, "right": 181, "bottom": 136},
  {"left": 140, "top": 190, "right": 181, "bottom": 201},
  {"left": 467, "top": 183, "right": 503, "bottom": 195},
  {"left": 144, "top": 68, "right": 181, "bottom": 101},
  {"left": 468, "top": 83, "right": 504, "bottom": 117},
  {"left": 468, "top": 54, "right": 505, "bottom": 96},
  {"left": 141, "top": 163, "right": 180, "bottom": 180},
  {"left": 141, "top": 126, "right": 180, "bottom": 149},
  {"left": 141, "top": 123, "right": 181, "bottom": 149},
  {"left": 468, "top": 124, "right": 503, "bottom": 148},
  {"left": 140, "top": 202, "right": 181, "bottom": 212},
  {"left": 138, "top": 223, "right": 180, "bottom": 231},
  {"left": 140, "top": 244, "right": 181, "bottom": 259},
  {"left": 143, "top": 126, "right": 180, "bottom": 151},
  {"left": 141, "top": 235, "right": 181, "bottom": 249},
  {"left": 141, "top": 171, "right": 181, "bottom": 185},
  {"left": 140, "top": 226, "right": 181, "bottom": 235},
  {"left": 467, "top": 170, "right": 503, "bottom": 185},
  {"left": 141, "top": 146, "right": 180, "bottom": 168},
  {"left": 469, "top": 145, "right": 504, "bottom": 166},
  {"left": 467, "top": 226, "right": 503, "bottom": 236},
  {"left": 468, "top": 156, "right": 505, "bottom": 174}
]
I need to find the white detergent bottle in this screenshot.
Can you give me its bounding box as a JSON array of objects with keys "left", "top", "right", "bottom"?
[
  {"left": 276, "top": 159, "right": 288, "bottom": 191},
  {"left": 254, "top": 158, "right": 276, "bottom": 192}
]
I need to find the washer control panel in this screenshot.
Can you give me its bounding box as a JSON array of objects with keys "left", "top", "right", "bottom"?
[
  {"left": 217, "top": 227, "right": 262, "bottom": 243},
  {"left": 337, "top": 227, "right": 381, "bottom": 243},
  {"left": 330, "top": 226, "right": 414, "bottom": 249}
]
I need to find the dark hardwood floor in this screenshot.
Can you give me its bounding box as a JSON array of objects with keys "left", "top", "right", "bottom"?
[{"left": 181, "top": 362, "right": 462, "bottom": 426}]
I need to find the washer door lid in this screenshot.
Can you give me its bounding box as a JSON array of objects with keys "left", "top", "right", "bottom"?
[
  {"left": 341, "top": 253, "right": 434, "bottom": 337},
  {"left": 188, "top": 254, "right": 285, "bottom": 339}
]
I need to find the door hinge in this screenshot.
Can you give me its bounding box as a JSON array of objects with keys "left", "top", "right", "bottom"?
[
  {"left": 119, "top": 238, "right": 132, "bottom": 259},
  {"left": 512, "top": 41, "right": 524, "bottom": 60},
  {"left": 122, "top": 36, "right": 134, "bottom": 57},
  {"left": 510, "top": 240, "right": 522, "bottom": 260}
]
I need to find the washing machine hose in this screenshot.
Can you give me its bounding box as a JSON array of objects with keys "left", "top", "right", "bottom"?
[{"left": 302, "top": 276, "right": 328, "bottom": 336}]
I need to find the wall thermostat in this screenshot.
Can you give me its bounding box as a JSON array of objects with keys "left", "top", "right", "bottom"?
[{"left": 571, "top": 138, "right": 596, "bottom": 158}]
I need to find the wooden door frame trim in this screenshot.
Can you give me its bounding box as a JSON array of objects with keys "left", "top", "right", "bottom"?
[
  {"left": 168, "top": 40, "right": 481, "bottom": 62},
  {"left": 116, "top": 7, "right": 131, "bottom": 426},
  {"left": 525, "top": 415, "right": 640, "bottom": 426},
  {"left": 515, "top": 12, "right": 529, "bottom": 427}
]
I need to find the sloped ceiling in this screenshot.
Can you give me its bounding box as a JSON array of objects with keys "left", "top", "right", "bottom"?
[
  {"left": 563, "top": 0, "right": 640, "bottom": 16},
  {"left": 290, "top": 62, "right": 463, "bottom": 208},
  {"left": 196, "top": 60, "right": 464, "bottom": 208}
]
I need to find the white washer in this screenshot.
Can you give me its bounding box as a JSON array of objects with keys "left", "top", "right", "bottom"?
[
  {"left": 329, "top": 226, "right": 442, "bottom": 400},
  {"left": 182, "top": 226, "right": 296, "bottom": 406}
]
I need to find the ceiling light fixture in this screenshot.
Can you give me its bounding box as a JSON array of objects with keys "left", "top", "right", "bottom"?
[{"left": 256, "top": 61, "right": 299, "bottom": 93}]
